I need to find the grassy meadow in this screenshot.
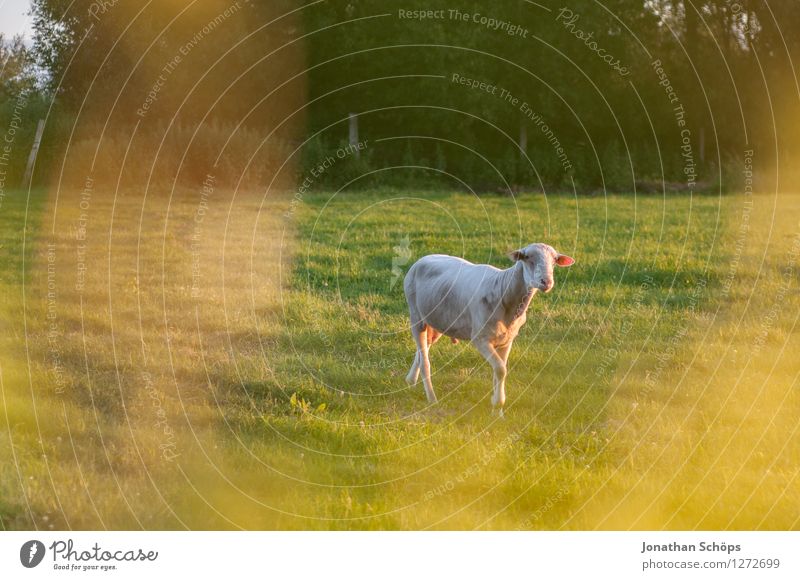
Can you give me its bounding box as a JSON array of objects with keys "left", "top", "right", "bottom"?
[{"left": 1, "top": 185, "right": 798, "bottom": 530}]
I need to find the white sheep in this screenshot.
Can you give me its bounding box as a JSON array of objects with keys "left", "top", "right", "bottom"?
[{"left": 403, "top": 243, "right": 574, "bottom": 415}]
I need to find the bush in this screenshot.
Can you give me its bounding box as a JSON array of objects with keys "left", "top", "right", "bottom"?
[{"left": 54, "top": 120, "right": 294, "bottom": 192}]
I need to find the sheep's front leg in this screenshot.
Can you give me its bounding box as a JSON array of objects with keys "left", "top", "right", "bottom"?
[
  {"left": 494, "top": 342, "right": 514, "bottom": 416},
  {"left": 473, "top": 339, "right": 507, "bottom": 415},
  {"left": 496, "top": 341, "right": 512, "bottom": 366}
]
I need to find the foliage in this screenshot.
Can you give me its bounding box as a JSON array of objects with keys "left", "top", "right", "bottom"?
[
  {"left": 300, "top": 0, "right": 799, "bottom": 190},
  {"left": 18, "top": 1, "right": 800, "bottom": 190},
  {"left": 0, "top": 33, "right": 37, "bottom": 100}
]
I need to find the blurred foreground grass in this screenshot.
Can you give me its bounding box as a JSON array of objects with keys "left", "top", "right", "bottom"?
[{"left": 1, "top": 186, "right": 798, "bottom": 529}]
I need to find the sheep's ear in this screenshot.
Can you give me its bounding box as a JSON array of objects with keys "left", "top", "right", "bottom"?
[
  {"left": 509, "top": 249, "right": 527, "bottom": 262},
  {"left": 555, "top": 254, "right": 575, "bottom": 267}
]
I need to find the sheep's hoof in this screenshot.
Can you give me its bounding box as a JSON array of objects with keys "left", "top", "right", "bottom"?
[
  {"left": 424, "top": 389, "right": 438, "bottom": 404},
  {"left": 492, "top": 408, "right": 505, "bottom": 419}
]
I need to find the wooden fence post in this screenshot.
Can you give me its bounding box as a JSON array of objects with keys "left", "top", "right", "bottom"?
[
  {"left": 23, "top": 119, "right": 45, "bottom": 188},
  {"left": 349, "top": 113, "right": 360, "bottom": 157}
]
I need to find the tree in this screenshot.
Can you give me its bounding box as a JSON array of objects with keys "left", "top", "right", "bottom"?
[
  {"left": 0, "top": 34, "right": 37, "bottom": 100},
  {"left": 29, "top": 0, "right": 304, "bottom": 127}
]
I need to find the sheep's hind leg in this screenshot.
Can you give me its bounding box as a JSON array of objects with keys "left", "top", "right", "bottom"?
[
  {"left": 406, "top": 350, "right": 421, "bottom": 385},
  {"left": 411, "top": 323, "right": 437, "bottom": 403}
]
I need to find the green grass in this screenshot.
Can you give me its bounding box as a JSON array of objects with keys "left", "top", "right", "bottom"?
[
  {"left": 1, "top": 186, "right": 798, "bottom": 530},
  {"left": 0, "top": 188, "right": 46, "bottom": 529},
  {"left": 229, "top": 189, "right": 799, "bottom": 529}
]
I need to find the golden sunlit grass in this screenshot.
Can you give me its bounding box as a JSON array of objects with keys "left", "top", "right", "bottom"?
[
  {"left": 1, "top": 184, "right": 798, "bottom": 530},
  {"left": 2, "top": 184, "right": 295, "bottom": 529},
  {"left": 578, "top": 191, "right": 800, "bottom": 530}
]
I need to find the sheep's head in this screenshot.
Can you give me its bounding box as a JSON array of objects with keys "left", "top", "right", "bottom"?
[{"left": 509, "top": 243, "right": 574, "bottom": 293}]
